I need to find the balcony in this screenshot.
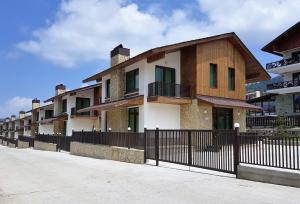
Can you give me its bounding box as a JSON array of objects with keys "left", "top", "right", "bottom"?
[
  {"left": 147, "top": 82, "right": 191, "bottom": 105},
  {"left": 71, "top": 107, "right": 98, "bottom": 119},
  {"left": 266, "top": 57, "right": 300, "bottom": 73}
]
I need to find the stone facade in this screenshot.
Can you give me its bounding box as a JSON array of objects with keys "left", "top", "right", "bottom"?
[
  {"left": 180, "top": 100, "right": 213, "bottom": 129},
  {"left": 233, "top": 108, "right": 246, "bottom": 132},
  {"left": 18, "top": 140, "right": 30, "bottom": 149},
  {"left": 181, "top": 99, "right": 246, "bottom": 132},
  {"left": 111, "top": 54, "right": 129, "bottom": 67},
  {"left": 110, "top": 69, "right": 125, "bottom": 101},
  {"left": 70, "top": 142, "right": 144, "bottom": 164},
  {"left": 275, "top": 94, "right": 295, "bottom": 115},
  {"left": 34, "top": 141, "right": 57, "bottom": 152},
  {"left": 107, "top": 108, "right": 128, "bottom": 132},
  {"left": 8, "top": 142, "right": 16, "bottom": 148}
]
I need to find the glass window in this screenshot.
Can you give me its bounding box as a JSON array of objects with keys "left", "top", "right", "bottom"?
[
  {"left": 210, "top": 63, "right": 217, "bottom": 88},
  {"left": 106, "top": 79, "right": 111, "bottom": 98},
  {"left": 62, "top": 99, "right": 67, "bottom": 113},
  {"left": 76, "top": 98, "right": 90, "bottom": 116},
  {"left": 128, "top": 107, "right": 139, "bottom": 132},
  {"left": 228, "top": 68, "right": 235, "bottom": 91},
  {"left": 126, "top": 69, "right": 139, "bottom": 93},
  {"left": 293, "top": 72, "right": 300, "bottom": 82},
  {"left": 155, "top": 66, "right": 175, "bottom": 83},
  {"left": 45, "top": 110, "right": 54, "bottom": 119},
  {"left": 293, "top": 94, "right": 300, "bottom": 113}
]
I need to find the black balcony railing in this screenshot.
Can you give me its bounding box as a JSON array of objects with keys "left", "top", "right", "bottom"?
[
  {"left": 148, "top": 82, "right": 190, "bottom": 98},
  {"left": 266, "top": 80, "right": 300, "bottom": 90},
  {"left": 266, "top": 57, "right": 300, "bottom": 70}
]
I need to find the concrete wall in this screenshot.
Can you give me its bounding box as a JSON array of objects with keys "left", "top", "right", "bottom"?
[
  {"left": 34, "top": 141, "right": 57, "bottom": 152},
  {"left": 237, "top": 164, "right": 300, "bottom": 188},
  {"left": 39, "top": 124, "right": 54, "bottom": 135},
  {"left": 233, "top": 108, "right": 246, "bottom": 132},
  {"left": 70, "top": 142, "right": 144, "bottom": 164},
  {"left": 275, "top": 94, "right": 297, "bottom": 115},
  {"left": 18, "top": 140, "right": 30, "bottom": 149}
]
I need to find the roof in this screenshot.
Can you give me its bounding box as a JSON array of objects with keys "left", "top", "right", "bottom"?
[
  {"left": 26, "top": 103, "right": 54, "bottom": 113},
  {"left": 83, "top": 32, "right": 270, "bottom": 83},
  {"left": 197, "top": 95, "right": 262, "bottom": 110},
  {"left": 262, "top": 21, "right": 300, "bottom": 56},
  {"left": 44, "top": 83, "right": 101, "bottom": 103}
]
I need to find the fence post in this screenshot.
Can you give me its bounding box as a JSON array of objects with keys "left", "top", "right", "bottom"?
[
  {"left": 144, "top": 128, "right": 147, "bottom": 163},
  {"left": 188, "top": 130, "right": 192, "bottom": 166},
  {"left": 155, "top": 127, "right": 159, "bottom": 166},
  {"left": 234, "top": 125, "right": 240, "bottom": 174}
]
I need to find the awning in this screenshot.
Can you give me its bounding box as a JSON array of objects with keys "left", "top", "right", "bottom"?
[
  {"left": 197, "top": 95, "right": 262, "bottom": 110},
  {"left": 38, "top": 118, "right": 56, "bottom": 125},
  {"left": 77, "top": 95, "right": 144, "bottom": 113}
]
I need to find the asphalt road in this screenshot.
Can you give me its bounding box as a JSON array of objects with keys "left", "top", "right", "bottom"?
[{"left": 0, "top": 145, "right": 299, "bottom": 204}]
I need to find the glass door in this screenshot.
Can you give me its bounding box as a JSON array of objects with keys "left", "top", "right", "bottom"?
[
  {"left": 155, "top": 66, "right": 175, "bottom": 96},
  {"left": 213, "top": 108, "right": 233, "bottom": 130}
]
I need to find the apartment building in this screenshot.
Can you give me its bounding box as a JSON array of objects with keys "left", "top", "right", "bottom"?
[
  {"left": 44, "top": 83, "right": 101, "bottom": 136},
  {"left": 248, "top": 21, "right": 300, "bottom": 117},
  {"left": 80, "top": 33, "right": 269, "bottom": 132}
]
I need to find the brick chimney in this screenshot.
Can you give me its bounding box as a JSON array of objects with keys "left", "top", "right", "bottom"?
[
  {"left": 110, "top": 44, "right": 130, "bottom": 66},
  {"left": 55, "top": 84, "right": 66, "bottom": 96},
  {"left": 32, "top": 98, "right": 40, "bottom": 110},
  {"left": 19, "top": 111, "right": 25, "bottom": 119}
]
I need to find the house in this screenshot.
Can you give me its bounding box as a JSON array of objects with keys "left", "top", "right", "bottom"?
[
  {"left": 26, "top": 99, "right": 41, "bottom": 136},
  {"left": 80, "top": 33, "right": 269, "bottom": 132},
  {"left": 44, "top": 83, "right": 101, "bottom": 136},
  {"left": 259, "top": 21, "right": 300, "bottom": 116},
  {"left": 3, "top": 118, "right": 10, "bottom": 137},
  {"left": 23, "top": 114, "right": 32, "bottom": 136},
  {"left": 8, "top": 115, "right": 16, "bottom": 139},
  {"left": 0, "top": 120, "right": 4, "bottom": 136}
]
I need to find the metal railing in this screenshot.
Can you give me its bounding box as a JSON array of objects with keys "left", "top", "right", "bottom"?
[
  {"left": 72, "top": 131, "right": 144, "bottom": 150},
  {"left": 148, "top": 82, "right": 191, "bottom": 98},
  {"left": 246, "top": 115, "right": 300, "bottom": 128},
  {"left": 266, "top": 79, "right": 300, "bottom": 90},
  {"left": 71, "top": 107, "right": 96, "bottom": 117},
  {"left": 266, "top": 57, "right": 300, "bottom": 70}
]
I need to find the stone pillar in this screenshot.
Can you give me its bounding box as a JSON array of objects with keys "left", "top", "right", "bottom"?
[{"left": 110, "top": 69, "right": 125, "bottom": 101}]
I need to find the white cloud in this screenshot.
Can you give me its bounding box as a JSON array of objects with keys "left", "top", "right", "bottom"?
[
  {"left": 0, "top": 96, "right": 32, "bottom": 118},
  {"left": 17, "top": 0, "right": 300, "bottom": 68}
]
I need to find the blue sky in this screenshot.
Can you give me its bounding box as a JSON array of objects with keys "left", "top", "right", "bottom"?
[{"left": 0, "top": 0, "right": 299, "bottom": 118}]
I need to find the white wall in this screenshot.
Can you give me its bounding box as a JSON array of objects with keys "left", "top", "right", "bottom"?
[
  {"left": 143, "top": 51, "right": 182, "bottom": 130},
  {"left": 64, "top": 88, "right": 99, "bottom": 136},
  {"left": 39, "top": 124, "right": 54, "bottom": 135}
]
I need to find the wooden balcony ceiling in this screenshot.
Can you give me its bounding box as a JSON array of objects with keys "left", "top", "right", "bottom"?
[
  {"left": 197, "top": 95, "right": 262, "bottom": 110},
  {"left": 147, "top": 96, "right": 192, "bottom": 105},
  {"left": 70, "top": 114, "right": 98, "bottom": 120},
  {"left": 38, "top": 118, "right": 56, "bottom": 125},
  {"left": 77, "top": 95, "right": 144, "bottom": 112},
  {"left": 54, "top": 113, "right": 68, "bottom": 121}
]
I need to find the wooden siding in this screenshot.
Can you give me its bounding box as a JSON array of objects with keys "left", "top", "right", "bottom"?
[
  {"left": 196, "top": 39, "right": 246, "bottom": 100},
  {"left": 181, "top": 46, "right": 197, "bottom": 98}
]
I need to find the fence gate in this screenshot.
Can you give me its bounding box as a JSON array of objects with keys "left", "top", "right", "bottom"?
[{"left": 145, "top": 129, "right": 237, "bottom": 174}]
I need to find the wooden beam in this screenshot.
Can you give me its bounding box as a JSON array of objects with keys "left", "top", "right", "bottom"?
[
  {"left": 147, "top": 52, "right": 165, "bottom": 63},
  {"left": 147, "top": 96, "right": 192, "bottom": 105}
]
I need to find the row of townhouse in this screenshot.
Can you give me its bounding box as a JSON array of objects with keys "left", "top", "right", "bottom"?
[
  {"left": 247, "top": 21, "right": 300, "bottom": 118},
  {"left": 0, "top": 32, "right": 269, "bottom": 138}
]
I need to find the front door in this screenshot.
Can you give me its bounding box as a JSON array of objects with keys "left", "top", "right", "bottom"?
[{"left": 213, "top": 108, "right": 233, "bottom": 130}]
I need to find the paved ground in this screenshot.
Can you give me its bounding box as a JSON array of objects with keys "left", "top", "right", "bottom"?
[{"left": 0, "top": 145, "right": 299, "bottom": 204}]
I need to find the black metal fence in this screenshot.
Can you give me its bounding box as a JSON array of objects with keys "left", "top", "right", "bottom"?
[
  {"left": 18, "top": 135, "right": 35, "bottom": 147},
  {"left": 72, "top": 131, "right": 144, "bottom": 150},
  {"left": 239, "top": 133, "right": 300, "bottom": 170},
  {"left": 35, "top": 134, "right": 71, "bottom": 152},
  {"left": 145, "top": 129, "right": 237, "bottom": 174},
  {"left": 246, "top": 115, "right": 300, "bottom": 128}
]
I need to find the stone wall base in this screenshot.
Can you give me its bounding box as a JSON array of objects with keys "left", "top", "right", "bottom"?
[
  {"left": 237, "top": 164, "right": 300, "bottom": 188},
  {"left": 18, "top": 141, "right": 30, "bottom": 149},
  {"left": 34, "top": 141, "right": 57, "bottom": 152},
  {"left": 8, "top": 142, "right": 16, "bottom": 148},
  {"left": 70, "top": 142, "right": 144, "bottom": 164}
]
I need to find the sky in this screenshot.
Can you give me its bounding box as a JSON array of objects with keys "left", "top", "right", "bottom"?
[{"left": 0, "top": 0, "right": 300, "bottom": 118}]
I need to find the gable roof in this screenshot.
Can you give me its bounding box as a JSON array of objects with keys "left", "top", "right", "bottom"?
[
  {"left": 262, "top": 21, "right": 300, "bottom": 56},
  {"left": 44, "top": 83, "right": 101, "bottom": 103},
  {"left": 83, "top": 32, "right": 270, "bottom": 83}
]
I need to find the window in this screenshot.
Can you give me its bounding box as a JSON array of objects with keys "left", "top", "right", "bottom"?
[
  {"left": 128, "top": 107, "right": 139, "bottom": 132},
  {"left": 155, "top": 66, "right": 175, "bottom": 83},
  {"left": 62, "top": 99, "right": 67, "bottom": 113},
  {"left": 106, "top": 79, "right": 111, "bottom": 98},
  {"left": 45, "top": 110, "right": 54, "bottom": 119},
  {"left": 76, "top": 98, "right": 90, "bottom": 115},
  {"left": 293, "top": 94, "right": 300, "bottom": 113},
  {"left": 210, "top": 63, "right": 217, "bottom": 88},
  {"left": 126, "top": 69, "right": 139, "bottom": 93},
  {"left": 228, "top": 68, "right": 235, "bottom": 91},
  {"left": 35, "top": 112, "right": 39, "bottom": 122},
  {"left": 293, "top": 72, "right": 300, "bottom": 82}
]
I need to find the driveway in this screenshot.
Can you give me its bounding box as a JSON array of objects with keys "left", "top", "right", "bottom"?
[{"left": 0, "top": 145, "right": 299, "bottom": 204}]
